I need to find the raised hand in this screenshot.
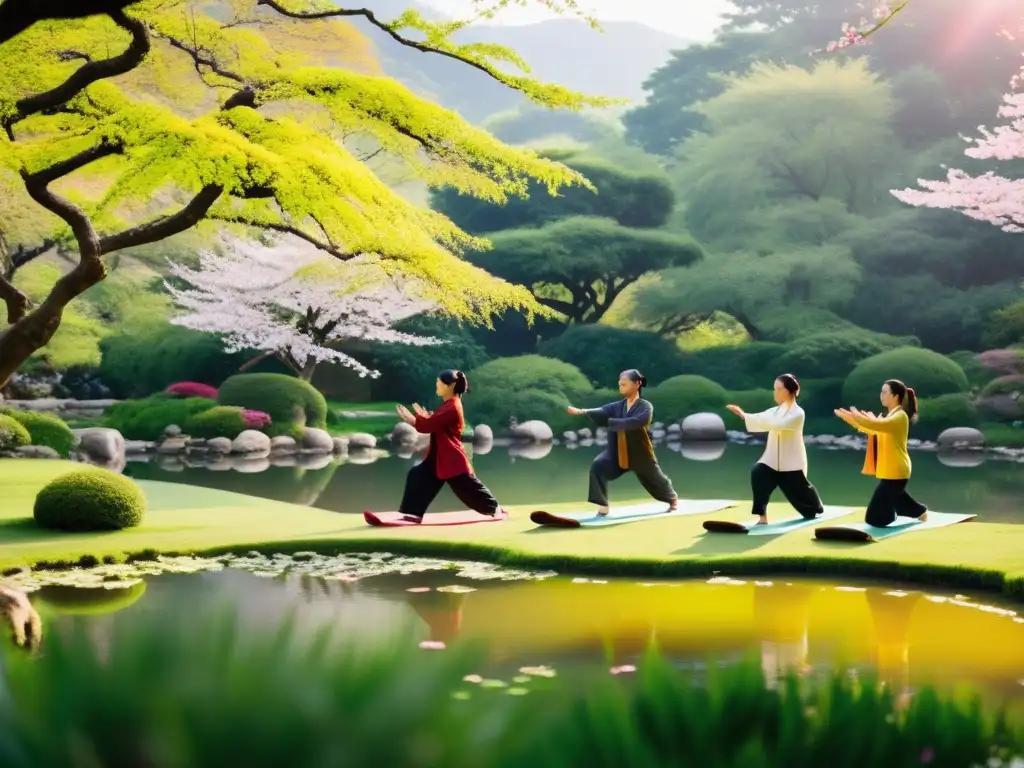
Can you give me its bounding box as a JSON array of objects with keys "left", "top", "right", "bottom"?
[
  {"left": 412, "top": 403, "right": 431, "bottom": 417},
  {"left": 567, "top": 406, "right": 583, "bottom": 416},
  {"left": 725, "top": 404, "right": 745, "bottom": 418},
  {"left": 396, "top": 404, "right": 415, "bottom": 425}
]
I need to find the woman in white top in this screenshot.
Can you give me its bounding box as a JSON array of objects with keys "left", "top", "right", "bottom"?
[{"left": 725, "top": 373, "right": 824, "bottom": 526}]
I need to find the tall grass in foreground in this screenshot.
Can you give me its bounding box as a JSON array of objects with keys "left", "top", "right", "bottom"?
[{"left": 0, "top": 607, "right": 1019, "bottom": 768}]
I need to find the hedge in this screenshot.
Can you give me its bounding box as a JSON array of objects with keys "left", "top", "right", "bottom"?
[
  {"left": 0, "top": 414, "right": 31, "bottom": 452},
  {"left": 185, "top": 406, "right": 248, "bottom": 439},
  {"left": 842, "top": 347, "right": 970, "bottom": 410},
  {"left": 650, "top": 375, "right": 728, "bottom": 422},
  {"left": 218, "top": 373, "right": 328, "bottom": 435},
  {"left": 0, "top": 409, "right": 76, "bottom": 457},
  {"left": 537, "top": 325, "right": 687, "bottom": 387},
  {"left": 103, "top": 395, "right": 218, "bottom": 441}
]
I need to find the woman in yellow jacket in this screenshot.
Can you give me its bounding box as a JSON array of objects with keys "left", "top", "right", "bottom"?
[{"left": 834, "top": 379, "right": 929, "bottom": 527}]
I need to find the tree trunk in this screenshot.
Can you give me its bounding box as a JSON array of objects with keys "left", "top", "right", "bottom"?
[
  {"left": 298, "top": 360, "right": 317, "bottom": 382},
  {"left": 0, "top": 256, "right": 104, "bottom": 389}
]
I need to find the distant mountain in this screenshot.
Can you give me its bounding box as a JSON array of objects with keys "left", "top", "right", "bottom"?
[{"left": 345, "top": 3, "right": 692, "bottom": 122}]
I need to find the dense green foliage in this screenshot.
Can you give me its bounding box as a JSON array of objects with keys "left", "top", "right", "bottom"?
[
  {"left": 0, "top": 413, "right": 30, "bottom": 451},
  {"left": 98, "top": 325, "right": 248, "bottom": 399},
  {"left": 842, "top": 348, "right": 970, "bottom": 410},
  {"left": 218, "top": 374, "right": 328, "bottom": 434},
  {"left": 185, "top": 406, "right": 248, "bottom": 439},
  {"left": 915, "top": 394, "right": 982, "bottom": 440},
  {"left": 650, "top": 376, "right": 729, "bottom": 422},
  {"left": 432, "top": 149, "right": 676, "bottom": 234},
  {"left": 104, "top": 395, "right": 217, "bottom": 441},
  {"left": 775, "top": 331, "right": 907, "bottom": 380},
  {"left": 1, "top": 608, "right": 1017, "bottom": 767},
  {"left": 351, "top": 316, "right": 491, "bottom": 405},
  {"left": 688, "top": 344, "right": 788, "bottom": 392},
  {"left": 468, "top": 355, "right": 593, "bottom": 433},
  {"left": 726, "top": 389, "right": 776, "bottom": 414},
  {"left": 33, "top": 468, "right": 145, "bottom": 531},
  {"left": 0, "top": 409, "right": 76, "bottom": 457},
  {"left": 537, "top": 325, "right": 686, "bottom": 385}
]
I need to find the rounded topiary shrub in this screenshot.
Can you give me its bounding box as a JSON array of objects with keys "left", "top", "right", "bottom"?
[
  {"left": 166, "top": 381, "right": 219, "bottom": 399},
  {"left": 2, "top": 409, "right": 76, "bottom": 457},
  {"left": 186, "top": 406, "right": 248, "bottom": 439},
  {"left": 775, "top": 330, "right": 903, "bottom": 380},
  {"left": 650, "top": 375, "right": 728, "bottom": 422},
  {"left": 537, "top": 325, "right": 686, "bottom": 386},
  {"left": 469, "top": 356, "right": 593, "bottom": 400},
  {"left": 915, "top": 394, "right": 981, "bottom": 441},
  {"left": 842, "top": 347, "right": 970, "bottom": 410},
  {"left": 797, "top": 377, "right": 846, "bottom": 419},
  {"left": 0, "top": 414, "right": 31, "bottom": 451},
  {"left": 218, "top": 374, "right": 327, "bottom": 435},
  {"left": 34, "top": 468, "right": 146, "bottom": 532},
  {"left": 104, "top": 394, "right": 218, "bottom": 441}
]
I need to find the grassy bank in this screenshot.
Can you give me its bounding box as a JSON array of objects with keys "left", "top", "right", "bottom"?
[{"left": 3, "top": 460, "right": 1023, "bottom": 599}]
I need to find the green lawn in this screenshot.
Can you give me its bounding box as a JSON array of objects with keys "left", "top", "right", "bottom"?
[
  {"left": 3, "top": 460, "right": 1024, "bottom": 599},
  {"left": 326, "top": 400, "right": 398, "bottom": 414}
]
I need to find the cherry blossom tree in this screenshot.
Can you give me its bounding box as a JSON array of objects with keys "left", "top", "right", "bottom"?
[
  {"left": 819, "top": 3, "right": 1024, "bottom": 232},
  {"left": 164, "top": 238, "right": 439, "bottom": 382}
]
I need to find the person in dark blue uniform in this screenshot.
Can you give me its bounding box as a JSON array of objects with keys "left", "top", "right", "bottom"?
[{"left": 567, "top": 369, "right": 678, "bottom": 517}]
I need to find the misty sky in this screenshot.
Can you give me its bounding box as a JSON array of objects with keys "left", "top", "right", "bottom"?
[{"left": 420, "top": 0, "right": 735, "bottom": 41}]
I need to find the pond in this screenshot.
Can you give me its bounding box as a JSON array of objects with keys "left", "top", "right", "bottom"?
[
  {"left": 28, "top": 555, "right": 1024, "bottom": 719},
  {"left": 124, "top": 443, "right": 1024, "bottom": 523}
]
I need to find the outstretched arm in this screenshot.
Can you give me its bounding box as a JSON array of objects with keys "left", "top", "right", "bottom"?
[
  {"left": 413, "top": 403, "right": 459, "bottom": 434},
  {"left": 607, "top": 400, "right": 653, "bottom": 431},
  {"left": 743, "top": 407, "right": 803, "bottom": 433},
  {"left": 577, "top": 402, "right": 618, "bottom": 427},
  {"left": 850, "top": 408, "right": 907, "bottom": 435}
]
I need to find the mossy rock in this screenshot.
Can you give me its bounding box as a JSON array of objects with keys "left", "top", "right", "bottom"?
[
  {"left": 0, "top": 413, "right": 31, "bottom": 451},
  {"left": 842, "top": 347, "right": 970, "bottom": 410},
  {"left": 218, "top": 374, "right": 328, "bottom": 434},
  {"left": 34, "top": 468, "right": 146, "bottom": 532}
]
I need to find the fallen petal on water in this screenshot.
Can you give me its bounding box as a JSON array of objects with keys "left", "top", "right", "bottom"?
[
  {"left": 610, "top": 665, "right": 636, "bottom": 675},
  {"left": 436, "top": 585, "right": 477, "bottom": 593},
  {"left": 419, "top": 641, "right": 446, "bottom": 650},
  {"left": 463, "top": 674, "right": 483, "bottom": 684},
  {"left": 480, "top": 679, "right": 507, "bottom": 689},
  {"left": 519, "top": 665, "right": 557, "bottom": 678},
  {"left": 406, "top": 587, "right": 431, "bottom": 593},
  {"left": 572, "top": 578, "right": 589, "bottom": 584}
]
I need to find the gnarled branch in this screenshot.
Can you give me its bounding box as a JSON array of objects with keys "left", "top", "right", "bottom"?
[
  {"left": 257, "top": 0, "right": 508, "bottom": 84},
  {"left": 209, "top": 213, "right": 360, "bottom": 262},
  {"left": 0, "top": 274, "right": 31, "bottom": 324},
  {"left": 0, "top": 1, "right": 140, "bottom": 45},
  {"left": 98, "top": 184, "right": 224, "bottom": 254},
  {"left": 8, "top": 10, "right": 150, "bottom": 126}
]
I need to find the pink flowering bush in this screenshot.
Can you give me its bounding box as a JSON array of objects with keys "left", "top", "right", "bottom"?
[
  {"left": 165, "top": 382, "right": 219, "bottom": 400},
  {"left": 241, "top": 409, "right": 272, "bottom": 430}
]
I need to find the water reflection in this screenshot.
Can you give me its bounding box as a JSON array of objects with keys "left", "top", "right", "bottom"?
[
  {"left": 124, "top": 443, "right": 1024, "bottom": 523},
  {"left": 41, "top": 570, "right": 1024, "bottom": 714}
]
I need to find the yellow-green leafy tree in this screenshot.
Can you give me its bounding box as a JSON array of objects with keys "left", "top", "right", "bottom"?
[{"left": 0, "top": 0, "right": 609, "bottom": 387}]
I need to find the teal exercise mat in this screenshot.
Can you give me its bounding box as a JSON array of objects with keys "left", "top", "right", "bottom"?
[
  {"left": 530, "top": 499, "right": 737, "bottom": 529},
  {"left": 814, "top": 511, "right": 976, "bottom": 543},
  {"left": 702, "top": 506, "right": 856, "bottom": 536}
]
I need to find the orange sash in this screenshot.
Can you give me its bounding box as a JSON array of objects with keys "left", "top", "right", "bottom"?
[
  {"left": 861, "top": 434, "right": 877, "bottom": 476},
  {"left": 617, "top": 432, "right": 629, "bottom": 470}
]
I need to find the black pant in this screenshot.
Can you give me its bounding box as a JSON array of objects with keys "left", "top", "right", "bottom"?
[
  {"left": 864, "top": 479, "right": 927, "bottom": 527},
  {"left": 398, "top": 458, "right": 500, "bottom": 518},
  {"left": 750, "top": 462, "right": 824, "bottom": 519},
  {"left": 587, "top": 453, "right": 677, "bottom": 507}
]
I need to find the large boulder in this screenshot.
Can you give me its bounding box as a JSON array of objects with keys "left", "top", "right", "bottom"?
[
  {"left": 347, "top": 433, "right": 377, "bottom": 451},
  {"left": 231, "top": 430, "right": 271, "bottom": 456},
  {"left": 936, "top": 427, "right": 985, "bottom": 451},
  {"left": 74, "top": 427, "right": 126, "bottom": 473},
  {"left": 509, "top": 420, "right": 553, "bottom": 443},
  {"left": 206, "top": 436, "right": 232, "bottom": 454},
  {"left": 332, "top": 436, "right": 350, "bottom": 455},
  {"left": 270, "top": 435, "right": 297, "bottom": 454},
  {"left": 299, "top": 427, "right": 334, "bottom": 454},
  {"left": 680, "top": 412, "right": 727, "bottom": 442},
  {"left": 390, "top": 421, "right": 419, "bottom": 445}
]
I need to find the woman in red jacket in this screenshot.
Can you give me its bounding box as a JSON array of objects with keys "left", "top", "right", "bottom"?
[{"left": 394, "top": 369, "right": 505, "bottom": 523}]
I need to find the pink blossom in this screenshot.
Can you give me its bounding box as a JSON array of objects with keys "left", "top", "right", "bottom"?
[
  {"left": 241, "top": 409, "right": 272, "bottom": 429},
  {"left": 419, "top": 640, "right": 446, "bottom": 650},
  {"left": 406, "top": 587, "right": 431, "bottom": 593},
  {"left": 165, "top": 382, "right": 219, "bottom": 399},
  {"left": 165, "top": 237, "right": 441, "bottom": 378},
  {"left": 609, "top": 665, "right": 636, "bottom": 675},
  {"left": 979, "top": 349, "right": 1024, "bottom": 375}
]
